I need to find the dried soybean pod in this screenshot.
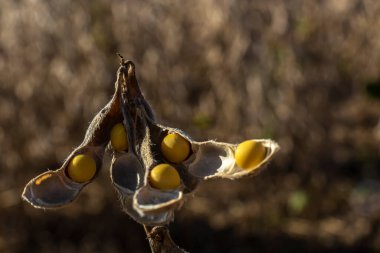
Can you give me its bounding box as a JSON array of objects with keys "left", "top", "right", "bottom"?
[
  {"left": 187, "top": 139, "right": 279, "bottom": 180},
  {"left": 21, "top": 56, "right": 281, "bottom": 253},
  {"left": 110, "top": 60, "right": 185, "bottom": 225},
  {"left": 22, "top": 67, "right": 124, "bottom": 208}
]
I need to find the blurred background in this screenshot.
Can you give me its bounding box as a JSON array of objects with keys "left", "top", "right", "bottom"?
[{"left": 1, "top": 0, "right": 380, "bottom": 252}]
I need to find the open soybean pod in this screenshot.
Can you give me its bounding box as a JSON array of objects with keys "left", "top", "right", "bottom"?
[
  {"left": 22, "top": 68, "right": 125, "bottom": 208},
  {"left": 109, "top": 60, "right": 279, "bottom": 225},
  {"left": 143, "top": 114, "right": 279, "bottom": 182},
  {"left": 113, "top": 122, "right": 184, "bottom": 225},
  {"left": 128, "top": 116, "right": 280, "bottom": 224},
  {"left": 186, "top": 139, "right": 279, "bottom": 179},
  {"left": 109, "top": 62, "right": 184, "bottom": 225}
]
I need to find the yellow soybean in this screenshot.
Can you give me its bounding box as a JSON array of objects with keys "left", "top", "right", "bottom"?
[
  {"left": 67, "top": 154, "right": 97, "bottom": 183},
  {"left": 234, "top": 140, "right": 266, "bottom": 170},
  {"left": 149, "top": 164, "right": 181, "bottom": 190},
  {"left": 110, "top": 123, "right": 128, "bottom": 151},
  {"left": 161, "top": 133, "right": 190, "bottom": 163}
]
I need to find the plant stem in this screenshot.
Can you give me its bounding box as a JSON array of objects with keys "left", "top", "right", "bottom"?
[{"left": 143, "top": 225, "right": 188, "bottom": 253}]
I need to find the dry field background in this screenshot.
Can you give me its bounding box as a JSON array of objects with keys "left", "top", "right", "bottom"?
[{"left": 1, "top": 0, "right": 380, "bottom": 252}]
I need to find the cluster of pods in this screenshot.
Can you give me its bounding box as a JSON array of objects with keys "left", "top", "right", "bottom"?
[{"left": 22, "top": 59, "right": 279, "bottom": 225}]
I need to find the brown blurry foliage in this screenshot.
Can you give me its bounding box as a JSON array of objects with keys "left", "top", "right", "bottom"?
[{"left": 1, "top": 0, "right": 380, "bottom": 252}]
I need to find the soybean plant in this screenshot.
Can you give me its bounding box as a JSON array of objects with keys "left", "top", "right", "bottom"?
[{"left": 22, "top": 56, "right": 279, "bottom": 252}]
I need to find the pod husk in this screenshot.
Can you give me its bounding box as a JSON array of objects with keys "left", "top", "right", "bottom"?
[
  {"left": 109, "top": 62, "right": 185, "bottom": 224},
  {"left": 120, "top": 195, "right": 175, "bottom": 225},
  {"left": 133, "top": 185, "right": 183, "bottom": 215},
  {"left": 187, "top": 139, "right": 280, "bottom": 180},
  {"left": 22, "top": 68, "right": 124, "bottom": 208},
  {"left": 111, "top": 152, "right": 145, "bottom": 196}
]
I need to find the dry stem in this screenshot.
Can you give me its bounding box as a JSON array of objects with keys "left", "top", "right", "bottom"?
[{"left": 143, "top": 225, "right": 188, "bottom": 253}]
